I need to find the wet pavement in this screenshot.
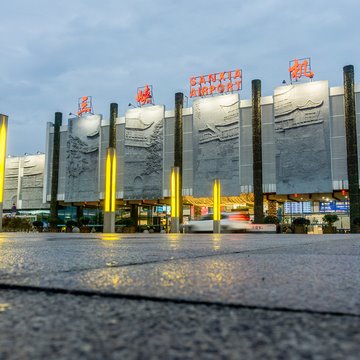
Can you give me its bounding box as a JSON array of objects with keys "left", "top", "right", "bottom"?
[{"left": 0, "top": 233, "right": 359, "bottom": 359}]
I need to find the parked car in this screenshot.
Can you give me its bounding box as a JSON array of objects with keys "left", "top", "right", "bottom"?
[{"left": 181, "top": 212, "right": 251, "bottom": 233}]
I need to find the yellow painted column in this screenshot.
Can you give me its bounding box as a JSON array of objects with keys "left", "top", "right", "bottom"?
[
  {"left": 103, "top": 147, "right": 116, "bottom": 233},
  {"left": 0, "top": 115, "right": 8, "bottom": 232},
  {"left": 170, "top": 166, "right": 180, "bottom": 233},
  {"left": 213, "top": 179, "right": 221, "bottom": 233}
]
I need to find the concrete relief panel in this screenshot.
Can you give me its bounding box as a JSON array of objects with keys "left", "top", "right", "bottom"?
[
  {"left": 124, "top": 105, "right": 164, "bottom": 200},
  {"left": 21, "top": 155, "right": 46, "bottom": 209},
  {"left": 193, "top": 94, "right": 240, "bottom": 197},
  {"left": 274, "top": 81, "right": 332, "bottom": 194},
  {"left": 65, "top": 114, "right": 101, "bottom": 202},
  {"left": 4, "top": 157, "right": 19, "bottom": 208}
]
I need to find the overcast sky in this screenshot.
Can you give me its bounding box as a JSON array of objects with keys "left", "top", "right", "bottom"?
[{"left": 0, "top": 0, "right": 359, "bottom": 155}]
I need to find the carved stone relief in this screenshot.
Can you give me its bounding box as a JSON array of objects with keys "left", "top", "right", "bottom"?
[
  {"left": 274, "top": 81, "right": 332, "bottom": 194},
  {"left": 124, "top": 106, "right": 164, "bottom": 200},
  {"left": 65, "top": 114, "right": 101, "bottom": 202},
  {"left": 193, "top": 94, "right": 240, "bottom": 197}
]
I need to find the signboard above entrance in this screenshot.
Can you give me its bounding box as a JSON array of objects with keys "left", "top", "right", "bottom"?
[{"left": 190, "top": 69, "right": 242, "bottom": 98}]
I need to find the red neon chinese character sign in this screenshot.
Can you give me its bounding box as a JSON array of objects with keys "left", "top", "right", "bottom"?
[
  {"left": 77, "top": 96, "right": 93, "bottom": 116},
  {"left": 136, "top": 85, "right": 153, "bottom": 106},
  {"left": 189, "top": 69, "right": 242, "bottom": 98},
  {"left": 288, "top": 58, "right": 314, "bottom": 82}
]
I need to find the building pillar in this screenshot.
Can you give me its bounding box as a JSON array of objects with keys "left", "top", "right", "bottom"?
[
  {"left": 50, "top": 112, "right": 62, "bottom": 230},
  {"left": 343, "top": 65, "right": 360, "bottom": 232},
  {"left": 174, "top": 93, "right": 183, "bottom": 224},
  {"left": 0, "top": 114, "right": 8, "bottom": 232},
  {"left": 103, "top": 104, "right": 118, "bottom": 233},
  {"left": 76, "top": 205, "right": 84, "bottom": 224},
  {"left": 213, "top": 179, "right": 221, "bottom": 233},
  {"left": 170, "top": 166, "right": 180, "bottom": 233},
  {"left": 252, "top": 80, "right": 264, "bottom": 223},
  {"left": 130, "top": 205, "right": 138, "bottom": 231},
  {"left": 103, "top": 147, "right": 116, "bottom": 233},
  {"left": 109, "top": 103, "right": 118, "bottom": 148}
]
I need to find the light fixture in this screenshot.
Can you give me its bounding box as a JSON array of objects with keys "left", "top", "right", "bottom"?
[
  {"left": 0, "top": 116, "right": 8, "bottom": 205},
  {"left": 170, "top": 167, "right": 180, "bottom": 233},
  {"left": 213, "top": 179, "right": 221, "bottom": 222},
  {"left": 213, "top": 179, "right": 221, "bottom": 234},
  {"left": 104, "top": 148, "right": 116, "bottom": 213}
]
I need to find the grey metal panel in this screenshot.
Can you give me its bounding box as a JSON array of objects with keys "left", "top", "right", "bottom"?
[
  {"left": 274, "top": 81, "right": 332, "bottom": 194},
  {"left": 356, "top": 92, "right": 360, "bottom": 114},
  {"left": 98, "top": 124, "right": 109, "bottom": 199},
  {"left": 124, "top": 106, "right": 164, "bottom": 200},
  {"left": 262, "top": 103, "right": 276, "bottom": 187},
  {"left": 331, "top": 136, "right": 346, "bottom": 157},
  {"left": 329, "top": 94, "right": 347, "bottom": 183},
  {"left": 262, "top": 142, "right": 276, "bottom": 164},
  {"left": 240, "top": 105, "right": 252, "bottom": 126},
  {"left": 332, "top": 158, "right": 347, "bottom": 180},
  {"left": 46, "top": 132, "right": 54, "bottom": 199},
  {"left": 330, "top": 95, "right": 345, "bottom": 116},
  {"left": 43, "top": 123, "right": 51, "bottom": 203},
  {"left": 239, "top": 106, "right": 253, "bottom": 191},
  {"left": 117, "top": 123, "right": 125, "bottom": 196},
  {"left": 357, "top": 92, "right": 360, "bottom": 174},
  {"left": 331, "top": 116, "right": 346, "bottom": 136},
  {"left": 193, "top": 94, "right": 240, "bottom": 197},
  {"left": 163, "top": 117, "right": 174, "bottom": 196},
  {"left": 183, "top": 115, "right": 193, "bottom": 192},
  {"left": 58, "top": 131, "right": 67, "bottom": 196},
  {"left": 241, "top": 125, "right": 252, "bottom": 142}
]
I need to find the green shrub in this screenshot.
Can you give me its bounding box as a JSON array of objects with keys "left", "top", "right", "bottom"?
[
  {"left": 116, "top": 218, "right": 135, "bottom": 227},
  {"left": 3, "top": 216, "right": 32, "bottom": 232},
  {"left": 322, "top": 214, "right": 339, "bottom": 226},
  {"left": 263, "top": 215, "right": 280, "bottom": 224},
  {"left": 66, "top": 220, "right": 77, "bottom": 228},
  {"left": 292, "top": 217, "right": 310, "bottom": 226},
  {"left": 80, "top": 218, "right": 90, "bottom": 226}
]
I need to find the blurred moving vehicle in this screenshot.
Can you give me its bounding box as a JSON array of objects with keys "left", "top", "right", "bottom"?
[{"left": 181, "top": 212, "right": 251, "bottom": 233}]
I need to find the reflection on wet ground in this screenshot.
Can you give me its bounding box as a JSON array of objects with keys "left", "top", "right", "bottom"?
[{"left": 0, "top": 233, "right": 359, "bottom": 315}]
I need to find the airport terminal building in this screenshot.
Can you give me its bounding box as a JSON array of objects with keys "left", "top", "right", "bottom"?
[
  {"left": 39, "top": 78, "right": 360, "bottom": 231},
  {"left": 4, "top": 153, "right": 49, "bottom": 214}
]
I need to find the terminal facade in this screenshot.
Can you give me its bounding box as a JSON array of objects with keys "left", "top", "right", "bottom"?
[
  {"left": 38, "top": 78, "right": 359, "bottom": 231},
  {"left": 2, "top": 64, "right": 359, "bottom": 232}
]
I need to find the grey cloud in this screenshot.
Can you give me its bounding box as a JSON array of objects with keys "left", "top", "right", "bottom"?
[{"left": 0, "top": 0, "right": 359, "bottom": 154}]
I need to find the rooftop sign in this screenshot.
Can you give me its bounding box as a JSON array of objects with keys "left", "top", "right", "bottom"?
[
  {"left": 136, "top": 85, "right": 154, "bottom": 106},
  {"left": 190, "top": 69, "right": 242, "bottom": 98},
  {"left": 289, "top": 58, "right": 314, "bottom": 83},
  {"left": 77, "top": 96, "right": 93, "bottom": 116}
]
